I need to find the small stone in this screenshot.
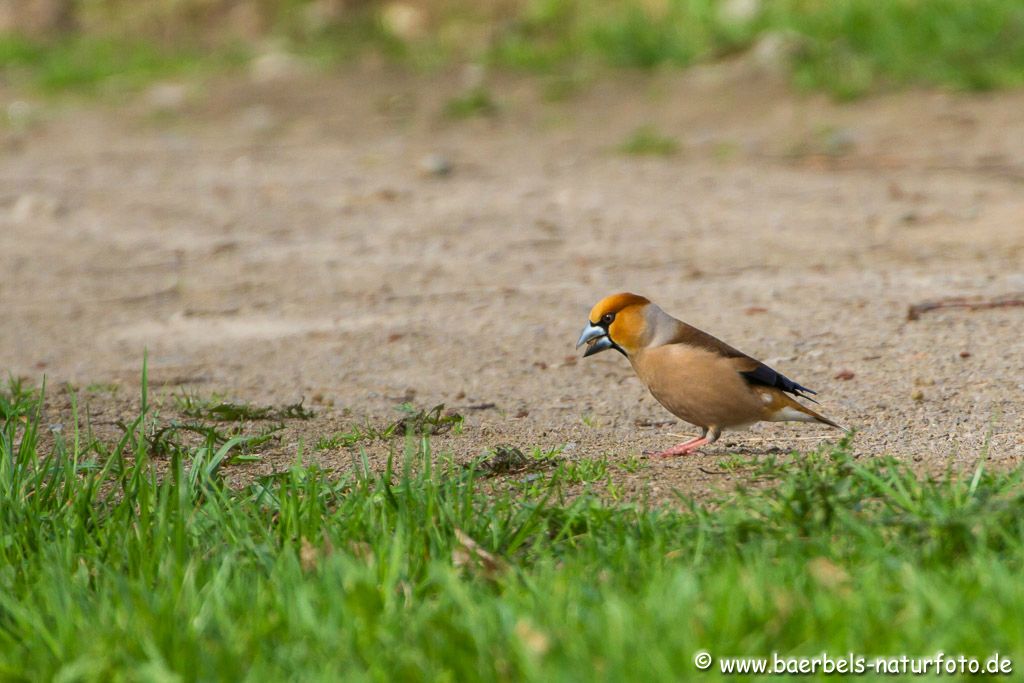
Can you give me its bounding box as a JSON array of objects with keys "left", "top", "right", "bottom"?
[
  {"left": 250, "top": 50, "right": 305, "bottom": 84},
  {"left": 747, "top": 30, "right": 803, "bottom": 74},
  {"left": 823, "top": 128, "right": 857, "bottom": 156},
  {"left": 900, "top": 210, "right": 920, "bottom": 225},
  {"left": 11, "top": 193, "right": 62, "bottom": 223},
  {"left": 959, "top": 351, "right": 971, "bottom": 359},
  {"left": 144, "top": 82, "right": 189, "bottom": 113},
  {"left": 380, "top": 2, "right": 427, "bottom": 41},
  {"left": 834, "top": 369, "right": 855, "bottom": 381},
  {"left": 461, "top": 63, "right": 486, "bottom": 91},
  {"left": 6, "top": 100, "right": 38, "bottom": 129},
  {"left": 911, "top": 389, "right": 925, "bottom": 402},
  {"left": 237, "top": 105, "right": 275, "bottom": 135},
  {"left": 418, "top": 153, "right": 453, "bottom": 177},
  {"left": 718, "top": 0, "right": 760, "bottom": 24}
]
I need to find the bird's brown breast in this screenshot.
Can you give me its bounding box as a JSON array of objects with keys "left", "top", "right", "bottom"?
[{"left": 630, "top": 344, "right": 770, "bottom": 429}]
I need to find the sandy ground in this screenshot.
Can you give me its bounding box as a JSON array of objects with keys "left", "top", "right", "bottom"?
[{"left": 2, "top": 60, "right": 1022, "bottom": 500}]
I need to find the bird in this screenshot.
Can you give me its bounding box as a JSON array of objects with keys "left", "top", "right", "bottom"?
[{"left": 575, "top": 292, "right": 845, "bottom": 457}]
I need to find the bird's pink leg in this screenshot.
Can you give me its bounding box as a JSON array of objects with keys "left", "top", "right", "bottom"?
[
  {"left": 649, "top": 436, "right": 711, "bottom": 458},
  {"left": 646, "top": 427, "right": 720, "bottom": 458}
]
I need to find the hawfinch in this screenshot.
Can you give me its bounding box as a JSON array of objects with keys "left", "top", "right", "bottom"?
[{"left": 576, "top": 292, "right": 844, "bottom": 457}]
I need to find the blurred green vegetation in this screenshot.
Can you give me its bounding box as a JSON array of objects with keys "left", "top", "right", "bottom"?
[
  {"left": 0, "top": 34, "right": 247, "bottom": 93},
  {"left": 618, "top": 125, "right": 681, "bottom": 156},
  {"left": 490, "top": 0, "right": 1024, "bottom": 98},
  {"left": 443, "top": 86, "right": 499, "bottom": 118},
  {"left": 1, "top": 0, "right": 1023, "bottom": 98}
]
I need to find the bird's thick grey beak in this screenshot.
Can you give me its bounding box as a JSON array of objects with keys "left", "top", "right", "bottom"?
[{"left": 576, "top": 323, "right": 613, "bottom": 357}]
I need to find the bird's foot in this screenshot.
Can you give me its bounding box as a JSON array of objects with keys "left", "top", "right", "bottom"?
[
  {"left": 647, "top": 446, "right": 703, "bottom": 458},
  {"left": 645, "top": 435, "right": 711, "bottom": 458}
]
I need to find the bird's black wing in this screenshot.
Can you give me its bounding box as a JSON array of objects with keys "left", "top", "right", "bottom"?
[
  {"left": 670, "top": 322, "right": 819, "bottom": 402},
  {"left": 739, "top": 363, "right": 819, "bottom": 403}
]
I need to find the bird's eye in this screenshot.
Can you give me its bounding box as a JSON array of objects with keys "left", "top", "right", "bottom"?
[{"left": 601, "top": 313, "right": 615, "bottom": 325}]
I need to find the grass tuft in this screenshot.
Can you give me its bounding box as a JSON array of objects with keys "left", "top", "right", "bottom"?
[
  {"left": 316, "top": 403, "right": 464, "bottom": 451},
  {"left": 443, "top": 87, "right": 498, "bottom": 119},
  {"left": 618, "top": 125, "right": 680, "bottom": 156},
  {"left": 0, "top": 34, "right": 247, "bottom": 94},
  {"left": 175, "top": 392, "right": 315, "bottom": 421}
]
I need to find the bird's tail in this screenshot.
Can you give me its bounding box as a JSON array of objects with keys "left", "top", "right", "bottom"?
[
  {"left": 794, "top": 401, "right": 848, "bottom": 432},
  {"left": 773, "top": 394, "right": 849, "bottom": 432}
]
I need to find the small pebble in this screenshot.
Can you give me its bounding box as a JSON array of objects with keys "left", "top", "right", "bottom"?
[
  {"left": 418, "top": 153, "right": 453, "bottom": 177},
  {"left": 145, "top": 82, "right": 189, "bottom": 112},
  {"left": 250, "top": 51, "right": 305, "bottom": 84},
  {"left": 237, "top": 105, "right": 276, "bottom": 135},
  {"left": 381, "top": 2, "right": 427, "bottom": 40},
  {"left": 7, "top": 100, "right": 37, "bottom": 128},
  {"left": 11, "top": 193, "right": 62, "bottom": 223}
]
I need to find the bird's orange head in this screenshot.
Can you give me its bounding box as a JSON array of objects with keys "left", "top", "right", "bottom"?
[{"left": 576, "top": 292, "right": 651, "bottom": 358}]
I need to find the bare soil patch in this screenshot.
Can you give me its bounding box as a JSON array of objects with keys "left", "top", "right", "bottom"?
[{"left": 3, "top": 63, "right": 1022, "bottom": 501}]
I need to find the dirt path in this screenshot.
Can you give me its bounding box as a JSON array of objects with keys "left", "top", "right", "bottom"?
[{"left": 2, "top": 62, "right": 1022, "bottom": 499}]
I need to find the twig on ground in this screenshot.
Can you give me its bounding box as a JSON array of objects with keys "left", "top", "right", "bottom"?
[{"left": 907, "top": 294, "right": 1024, "bottom": 321}]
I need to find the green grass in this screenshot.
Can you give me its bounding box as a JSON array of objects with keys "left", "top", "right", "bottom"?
[
  {"left": 618, "top": 125, "right": 680, "bottom": 156},
  {"left": 174, "top": 391, "right": 315, "bottom": 421},
  {"left": 769, "top": 0, "right": 1024, "bottom": 99},
  {"left": 488, "top": 0, "right": 1024, "bottom": 98},
  {"left": 4, "top": 1, "right": 1024, "bottom": 98},
  {"left": 443, "top": 86, "right": 499, "bottom": 119},
  {"left": 315, "top": 404, "right": 464, "bottom": 451},
  {"left": 0, "top": 35, "right": 247, "bottom": 94},
  {"left": 288, "top": 9, "right": 418, "bottom": 67},
  {"left": 2, "top": 369, "right": 1022, "bottom": 680}
]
